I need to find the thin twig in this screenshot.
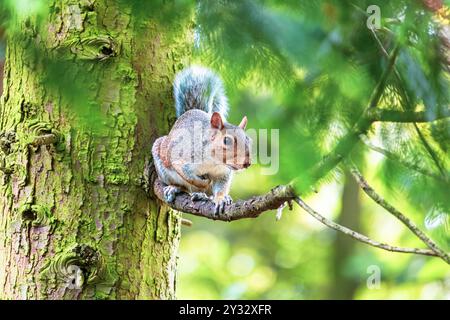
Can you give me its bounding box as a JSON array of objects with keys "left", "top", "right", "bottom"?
[
  {"left": 368, "top": 45, "right": 400, "bottom": 109},
  {"left": 369, "top": 107, "right": 450, "bottom": 123},
  {"left": 181, "top": 218, "right": 193, "bottom": 227},
  {"left": 294, "top": 197, "right": 438, "bottom": 257},
  {"left": 413, "top": 124, "right": 447, "bottom": 178},
  {"left": 154, "top": 179, "right": 441, "bottom": 259},
  {"left": 347, "top": 163, "right": 450, "bottom": 264}
]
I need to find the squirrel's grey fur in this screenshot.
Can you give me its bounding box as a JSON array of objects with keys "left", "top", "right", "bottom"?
[
  {"left": 152, "top": 66, "right": 251, "bottom": 215},
  {"left": 173, "top": 65, "right": 228, "bottom": 119}
]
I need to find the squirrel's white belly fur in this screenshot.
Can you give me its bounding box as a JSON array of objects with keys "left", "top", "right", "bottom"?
[{"left": 197, "top": 162, "right": 231, "bottom": 180}]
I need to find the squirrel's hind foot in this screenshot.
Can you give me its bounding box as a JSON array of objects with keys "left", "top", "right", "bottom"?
[
  {"left": 191, "top": 192, "right": 210, "bottom": 202},
  {"left": 214, "top": 195, "right": 233, "bottom": 216},
  {"left": 163, "top": 185, "right": 181, "bottom": 203}
]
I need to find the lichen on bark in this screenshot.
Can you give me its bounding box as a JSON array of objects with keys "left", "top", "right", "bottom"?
[{"left": 0, "top": 0, "right": 192, "bottom": 299}]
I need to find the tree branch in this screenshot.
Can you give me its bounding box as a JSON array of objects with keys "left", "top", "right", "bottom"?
[
  {"left": 347, "top": 164, "right": 450, "bottom": 264},
  {"left": 154, "top": 180, "right": 441, "bottom": 259},
  {"left": 369, "top": 107, "right": 450, "bottom": 123},
  {"left": 153, "top": 179, "right": 296, "bottom": 221},
  {"left": 294, "top": 197, "right": 439, "bottom": 258},
  {"left": 414, "top": 122, "right": 447, "bottom": 179}
]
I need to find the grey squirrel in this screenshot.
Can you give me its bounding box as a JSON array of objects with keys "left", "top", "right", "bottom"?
[{"left": 152, "top": 66, "right": 252, "bottom": 214}]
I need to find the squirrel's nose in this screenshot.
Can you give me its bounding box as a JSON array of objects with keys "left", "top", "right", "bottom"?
[{"left": 243, "top": 161, "right": 251, "bottom": 168}]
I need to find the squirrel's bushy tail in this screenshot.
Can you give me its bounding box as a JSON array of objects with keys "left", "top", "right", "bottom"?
[{"left": 173, "top": 66, "right": 228, "bottom": 119}]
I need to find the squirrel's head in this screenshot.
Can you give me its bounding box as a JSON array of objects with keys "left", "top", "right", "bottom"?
[{"left": 209, "top": 112, "right": 252, "bottom": 170}]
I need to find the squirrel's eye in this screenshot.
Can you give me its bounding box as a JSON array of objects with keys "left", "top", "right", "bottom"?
[{"left": 223, "top": 136, "right": 233, "bottom": 146}]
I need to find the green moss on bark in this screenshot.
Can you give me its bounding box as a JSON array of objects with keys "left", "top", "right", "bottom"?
[{"left": 0, "top": 0, "right": 192, "bottom": 299}]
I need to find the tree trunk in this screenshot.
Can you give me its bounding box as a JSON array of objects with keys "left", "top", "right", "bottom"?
[
  {"left": 0, "top": 0, "right": 192, "bottom": 299},
  {"left": 328, "top": 170, "right": 362, "bottom": 299}
]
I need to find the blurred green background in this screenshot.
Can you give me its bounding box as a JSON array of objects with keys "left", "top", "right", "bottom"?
[
  {"left": 1, "top": 0, "right": 449, "bottom": 299},
  {"left": 176, "top": 0, "right": 450, "bottom": 299},
  {"left": 178, "top": 168, "right": 450, "bottom": 299}
]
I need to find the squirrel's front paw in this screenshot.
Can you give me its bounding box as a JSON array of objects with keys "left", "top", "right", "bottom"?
[
  {"left": 214, "top": 195, "right": 233, "bottom": 215},
  {"left": 163, "top": 185, "right": 181, "bottom": 203},
  {"left": 191, "top": 192, "right": 210, "bottom": 202}
]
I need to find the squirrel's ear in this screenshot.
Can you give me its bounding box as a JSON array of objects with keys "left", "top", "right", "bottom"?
[
  {"left": 211, "top": 112, "right": 224, "bottom": 130},
  {"left": 238, "top": 116, "right": 247, "bottom": 130}
]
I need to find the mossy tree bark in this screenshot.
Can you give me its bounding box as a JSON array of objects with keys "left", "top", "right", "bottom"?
[{"left": 0, "top": 0, "right": 192, "bottom": 299}]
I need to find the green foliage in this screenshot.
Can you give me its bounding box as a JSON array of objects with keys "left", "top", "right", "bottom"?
[
  {"left": 1, "top": 0, "right": 449, "bottom": 299},
  {"left": 0, "top": 0, "right": 48, "bottom": 32},
  {"left": 182, "top": 0, "right": 450, "bottom": 299},
  {"left": 193, "top": 0, "right": 449, "bottom": 203}
]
